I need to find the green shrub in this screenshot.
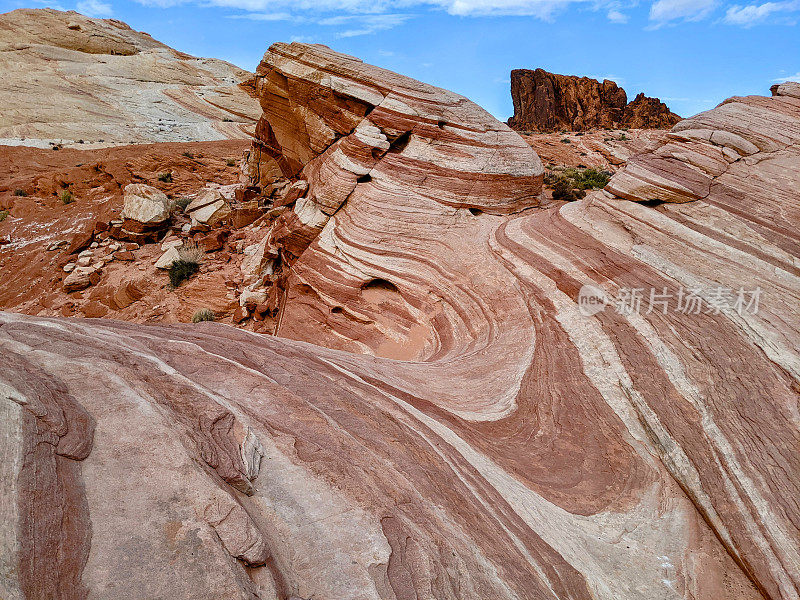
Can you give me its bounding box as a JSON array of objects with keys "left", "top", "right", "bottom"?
[
  {"left": 168, "top": 243, "right": 204, "bottom": 287},
  {"left": 552, "top": 181, "right": 586, "bottom": 202},
  {"left": 60, "top": 190, "right": 74, "bottom": 204},
  {"left": 13, "top": 189, "right": 27, "bottom": 197},
  {"left": 572, "top": 167, "right": 611, "bottom": 190},
  {"left": 192, "top": 308, "right": 215, "bottom": 323},
  {"left": 175, "top": 197, "right": 192, "bottom": 211},
  {"left": 157, "top": 172, "right": 173, "bottom": 183},
  {"left": 545, "top": 165, "right": 611, "bottom": 202},
  {"left": 226, "top": 158, "right": 237, "bottom": 167},
  {"left": 169, "top": 259, "right": 200, "bottom": 287},
  {"left": 0, "top": 210, "right": 9, "bottom": 222}
]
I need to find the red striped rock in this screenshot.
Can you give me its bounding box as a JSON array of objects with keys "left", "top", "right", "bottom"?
[{"left": 1, "top": 51, "right": 798, "bottom": 600}]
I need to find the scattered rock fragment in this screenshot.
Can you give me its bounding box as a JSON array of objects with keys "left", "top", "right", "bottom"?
[
  {"left": 155, "top": 246, "right": 181, "bottom": 269},
  {"left": 63, "top": 266, "right": 101, "bottom": 291}
]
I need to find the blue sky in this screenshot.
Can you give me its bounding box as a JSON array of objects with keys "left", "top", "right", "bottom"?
[{"left": 4, "top": 0, "right": 799, "bottom": 119}]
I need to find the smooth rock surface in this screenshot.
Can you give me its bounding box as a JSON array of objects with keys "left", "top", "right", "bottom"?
[
  {"left": 0, "top": 8, "right": 261, "bottom": 147},
  {"left": 1, "top": 50, "right": 798, "bottom": 600}
]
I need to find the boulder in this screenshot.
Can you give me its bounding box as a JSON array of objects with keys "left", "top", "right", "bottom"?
[
  {"left": 239, "top": 288, "right": 267, "bottom": 308},
  {"left": 185, "top": 188, "right": 224, "bottom": 213},
  {"left": 113, "top": 250, "right": 134, "bottom": 261},
  {"left": 197, "top": 229, "right": 228, "bottom": 253},
  {"left": 160, "top": 238, "right": 183, "bottom": 251},
  {"left": 232, "top": 305, "right": 249, "bottom": 323},
  {"left": 63, "top": 266, "right": 100, "bottom": 291},
  {"left": 121, "top": 184, "right": 171, "bottom": 226},
  {"left": 187, "top": 188, "right": 230, "bottom": 227},
  {"left": 155, "top": 246, "right": 181, "bottom": 269},
  {"left": 110, "top": 279, "right": 146, "bottom": 309}
]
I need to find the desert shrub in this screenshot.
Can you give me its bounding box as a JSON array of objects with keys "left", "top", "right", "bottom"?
[
  {"left": 178, "top": 242, "right": 204, "bottom": 264},
  {"left": 168, "top": 243, "right": 203, "bottom": 287},
  {"left": 547, "top": 167, "right": 611, "bottom": 191},
  {"left": 169, "top": 259, "right": 199, "bottom": 287},
  {"left": 192, "top": 308, "right": 215, "bottom": 323},
  {"left": 560, "top": 138, "right": 571, "bottom": 144},
  {"left": 552, "top": 181, "right": 584, "bottom": 201},
  {"left": 619, "top": 133, "right": 627, "bottom": 141},
  {"left": 13, "top": 189, "right": 27, "bottom": 197},
  {"left": 157, "top": 172, "right": 173, "bottom": 183},
  {"left": 226, "top": 158, "right": 237, "bottom": 167},
  {"left": 572, "top": 168, "right": 611, "bottom": 190},
  {"left": 60, "top": 190, "right": 74, "bottom": 204},
  {"left": 175, "top": 197, "right": 192, "bottom": 211},
  {"left": 0, "top": 210, "right": 9, "bottom": 222},
  {"left": 182, "top": 151, "right": 194, "bottom": 159},
  {"left": 546, "top": 165, "right": 610, "bottom": 202}
]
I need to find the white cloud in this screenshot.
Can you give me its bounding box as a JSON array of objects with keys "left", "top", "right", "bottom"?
[
  {"left": 225, "top": 10, "right": 412, "bottom": 36},
  {"left": 76, "top": 0, "right": 113, "bottom": 16},
  {"left": 318, "top": 13, "right": 413, "bottom": 36},
  {"left": 135, "top": 0, "right": 596, "bottom": 20},
  {"left": 227, "top": 11, "right": 293, "bottom": 20},
  {"left": 607, "top": 8, "right": 629, "bottom": 21},
  {"left": 649, "top": 0, "right": 717, "bottom": 23},
  {"left": 773, "top": 72, "right": 800, "bottom": 82},
  {"left": 436, "top": 0, "right": 589, "bottom": 18},
  {"left": 723, "top": 0, "right": 800, "bottom": 25}
]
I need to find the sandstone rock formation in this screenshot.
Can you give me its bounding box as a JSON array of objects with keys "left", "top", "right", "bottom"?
[
  {"left": 241, "top": 42, "right": 543, "bottom": 332},
  {"left": 0, "top": 8, "right": 261, "bottom": 147},
  {"left": 508, "top": 68, "right": 681, "bottom": 132},
  {"left": 1, "top": 42, "right": 799, "bottom": 600}
]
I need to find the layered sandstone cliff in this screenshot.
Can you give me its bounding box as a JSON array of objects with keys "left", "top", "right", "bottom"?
[
  {"left": 1, "top": 42, "right": 799, "bottom": 600},
  {"left": 0, "top": 8, "right": 261, "bottom": 147},
  {"left": 508, "top": 68, "right": 681, "bottom": 132}
]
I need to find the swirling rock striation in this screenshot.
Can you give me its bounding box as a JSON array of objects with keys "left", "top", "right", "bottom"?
[{"left": 1, "top": 44, "right": 798, "bottom": 600}]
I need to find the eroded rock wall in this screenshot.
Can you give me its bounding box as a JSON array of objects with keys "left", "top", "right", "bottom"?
[{"left": 508, "top": 68, "right": 681, "bottom": 132}]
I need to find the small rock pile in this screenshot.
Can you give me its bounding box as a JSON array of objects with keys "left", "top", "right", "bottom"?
[{"left": 62, "top": 239, "right": 140, "bottom": 292}]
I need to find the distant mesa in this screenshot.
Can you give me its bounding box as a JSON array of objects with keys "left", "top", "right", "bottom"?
[{"left": 508, "top": 68, "right": 681, "bottom": 132}]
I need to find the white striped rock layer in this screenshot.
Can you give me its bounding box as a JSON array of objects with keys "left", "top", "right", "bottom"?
[{"left": 1, "top": 43, "right": 798, "bottom": 600}]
